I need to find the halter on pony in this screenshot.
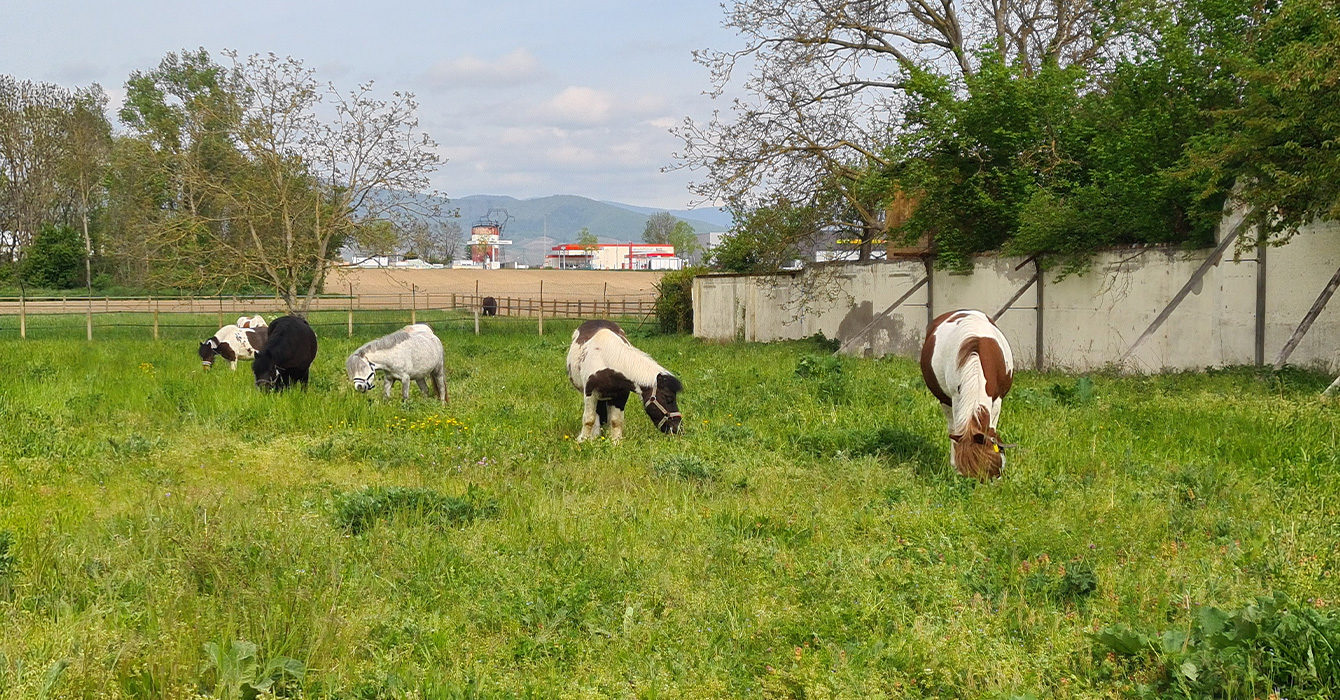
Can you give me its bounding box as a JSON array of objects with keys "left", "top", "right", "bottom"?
[
  {"left": 644, "top": 394, "right": 682, "bottom": 432},
  {"left": 352, "top": 358, "right": 378, "bottom": 392}
]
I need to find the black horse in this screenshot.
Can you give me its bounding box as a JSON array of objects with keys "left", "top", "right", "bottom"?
[
  {"left": 253, "top": 315, "right": 318, "bottom": 390},
  {"left": 481, "top": 296, "right": 498, "bottom": 317}
]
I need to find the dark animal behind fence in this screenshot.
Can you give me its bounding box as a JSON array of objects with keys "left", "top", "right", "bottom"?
[
  {"left": 253, "top": 315, "right": 318, "bottom": 390},
  {"left": 481, "top": 296, "right": 498, "bottom": 317}
]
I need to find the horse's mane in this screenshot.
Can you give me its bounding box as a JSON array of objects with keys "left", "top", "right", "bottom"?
[
  {"left": 355, "top": 328, "right": 418, "bottom": 355},
  {"left": 586, "top": 328, "right": 673, "bottom": 390}
]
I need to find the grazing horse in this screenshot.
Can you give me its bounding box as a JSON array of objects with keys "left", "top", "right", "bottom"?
[
  {"left": 198, "top": 324, "right": 268, "bottom": 370},
  {"left": 253, "top": 315, "right": 318, "bottom": 391},
  {"left": 481, "top": 296, "right": 498, "bottom": 317},
  {"left": 920, "top": 309, "right": 1014, "bottom": 481},
  {"left": 346, "top": 324, "right": 448, "bottom": 403},
  {"left": 566, "top": 319, "right": 683, "bottom": 441},
  {"left": 236, "top": 315, "right": 267, "bottom": 329}
]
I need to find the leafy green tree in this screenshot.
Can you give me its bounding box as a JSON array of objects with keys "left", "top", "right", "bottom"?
[
  {"left": 710, "top": 201, "right": 821, "bottom": 273},
  {"left": 576, "top": 227, "right": 598, "bottom": 251},
  {"left": 667, "top": 220, "right": 699, "bottom": 259},
  {"left": 642, "top": 212, "right": 677, "bottom": 244},
  {"left": 22, "top": 224, "right": 84, "bottom": 288},
  {"left": 1190, "top": 0, "right": 1340, "bottom": 242}
]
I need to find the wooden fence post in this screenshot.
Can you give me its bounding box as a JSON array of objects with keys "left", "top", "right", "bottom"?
[
  {"left": 538, "top": 300, "right": 545, "bottom": 335},
  {"left": 348, "top": 283, "right": 354, "bottom": 338},
  {"left": 411, "top": 285, "right": 417, "bottom": 325},
  {"left": 153, "top": 296, "right": 159, "bottom": 340},
  {"left": 474, "top": 307, "right": 480, "bottom": 335},
  {"left": 19, "top": 289, "right": 26, "bottom": 339},
  {"left": 86, "top": 295, "right": 93, "bottom": 341}
]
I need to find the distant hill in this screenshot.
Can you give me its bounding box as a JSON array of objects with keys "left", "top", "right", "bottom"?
[
  {"left": 444, "top": 194, "right": 728, "bottom": 264},
  {"left": 599, "top": 201, "right": 734, "bottom": 229}
]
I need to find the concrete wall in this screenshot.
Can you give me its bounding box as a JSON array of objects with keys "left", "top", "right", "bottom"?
[{"left": 693, "top": 217, "right": 1340, "bottom": 372}]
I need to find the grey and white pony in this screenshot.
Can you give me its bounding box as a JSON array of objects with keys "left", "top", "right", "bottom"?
[
  {"left": 566, "top": 319, "right": 682, "bottom": 441},
  {"left": 345, "top": 324, "right": 448, "bottom": 403}
]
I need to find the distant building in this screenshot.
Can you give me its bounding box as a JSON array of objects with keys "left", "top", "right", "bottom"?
[
  {"left": 546, "top": 243, "right": 682, "bottom": 270},
  {"left": 691, "top": 231, "right": 729, "bottom": 265}
]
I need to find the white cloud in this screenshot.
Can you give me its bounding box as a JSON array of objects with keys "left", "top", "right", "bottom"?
[
  {"left": 541, "top": 86, "right": 614, "bottom": 126},
  {"left": 422, "top": 48, "right": 545, "bottom": 90}
]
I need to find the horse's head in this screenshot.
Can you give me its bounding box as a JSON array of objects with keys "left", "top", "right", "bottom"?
[
  {"left": 346, "top": 353, "right": 376, "bottom": 393},
  {"left": 252, "top": 353, "right": 281, "bottom": 390},
  {"left": 643, "top": 373, "right": 683, "bottom": 434},
  {"left": 198, "top": 338, "right": 218, "bottom": 368},
  {"left": 950, "top": 405, "right": 1006, "bottom": 481}
]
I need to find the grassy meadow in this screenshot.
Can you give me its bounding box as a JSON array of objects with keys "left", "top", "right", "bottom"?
[{"left": 1, "top": 313, "right": 1339, "bottom": 698}]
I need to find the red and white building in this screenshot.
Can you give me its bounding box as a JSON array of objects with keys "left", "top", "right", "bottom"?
[{"left": 546, "top": 243, "right": 682, "bottom": 270}]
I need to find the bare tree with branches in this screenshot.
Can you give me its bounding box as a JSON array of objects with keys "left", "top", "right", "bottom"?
[{"left": 153, "top": 51, "right": 443, "bottom": 312}]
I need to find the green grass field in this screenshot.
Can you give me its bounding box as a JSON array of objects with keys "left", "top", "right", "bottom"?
[{"left": 1, "top": 316, "right": 1338, "bottom": 698}]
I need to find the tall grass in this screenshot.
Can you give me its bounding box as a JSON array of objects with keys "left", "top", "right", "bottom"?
[{"left": 0, "top": 322, "right": 1337, "bottom": 697}]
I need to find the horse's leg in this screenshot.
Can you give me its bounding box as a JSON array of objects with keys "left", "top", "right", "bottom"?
[
  {"left": 383, "top": 376, "right": 394, "bottom": 400},
  {"left": 415, "top": 377, "right": 429, "bottom": 398},
  {"left": 596, "top": 399, "right": 610, "bottom": 433},
  {"left": 608, "top": 390, "right": 630, "bottom": 442},
  {"left": 578, "top": 393, "right": 600, "bottom": 441},
  {"left": 229, "top": 359, "right": 237, "bottom": 371},
  {"left": 401, "top": 374, "right": 411, "bottom": 401},
  {"left": 293, "top": 367, "right": 310, "bottom": 389},
  {"left": 434, "top": 365, "right": 448, "bottom": 404}
]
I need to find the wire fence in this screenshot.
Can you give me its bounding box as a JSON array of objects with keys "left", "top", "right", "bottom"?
[{"left": 0, "top": 293, "right": 660, "bottom": 341}]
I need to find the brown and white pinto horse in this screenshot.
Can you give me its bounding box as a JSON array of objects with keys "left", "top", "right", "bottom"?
[
  {"left": 920, "top": 309, "right": 1014, "bottom": 480},
  {"left": 199, "top": 324, "right": 269, "bottom": 371},
  {"left": 566, "top": 319, "right": 683, "bottom": 441}
]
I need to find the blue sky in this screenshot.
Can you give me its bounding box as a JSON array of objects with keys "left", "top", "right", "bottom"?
[{"left": 0, "top": 0, "right": 740, "bottom": 209}]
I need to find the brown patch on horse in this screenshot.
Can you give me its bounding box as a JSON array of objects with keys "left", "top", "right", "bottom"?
[
  {"left": 951, "top": 405, "right": 1003, "bottom": 481},
  {"left": 585, "top": 368, "right": 636, "bottom": 398},
  {"left": 246, "top": 328, "right": 269, "bottom": 353},
  {"left": 976, "top": 336, "right": 1012, "bottom": 399},
  {"left": 575, "top": 319, "right": 629, "bottom": 345},
  {"left": 954, "top": 336, "right": 1013, "bottom": 399},
  {"left": 920, "top": 311, "right": 961, "bottom": 406},
  {"left": 216, "top": 341, "right": 237, "bottom": 362}
]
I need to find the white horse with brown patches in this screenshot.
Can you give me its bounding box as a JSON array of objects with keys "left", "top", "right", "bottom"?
[
  {"left": 920, "top": 309, "right": 1014, "bottom": 480},
  {"left": 199, "top": 324, "right": 268, "bottom": 370},
  {"left": 566, "top": 319, "right": 683, "bottom": 442}
]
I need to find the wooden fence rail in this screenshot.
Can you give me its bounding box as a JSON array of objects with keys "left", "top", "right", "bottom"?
[{"left": 0, "top": 292, "right": 658, "bottom": 340}]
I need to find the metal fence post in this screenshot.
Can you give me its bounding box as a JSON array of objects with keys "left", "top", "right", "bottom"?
[
  {"left": 411, "top": 285, "right": 417, "bottom": 325},
  {"left": 86, "top": 295, "right": 93, "bottom": 341}
]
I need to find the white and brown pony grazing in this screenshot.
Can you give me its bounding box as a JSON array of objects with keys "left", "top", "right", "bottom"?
[
  {"left": 236, "top": 315, "right": 266, "bottom": 329},
  {"left": 566, "top": 319, "right": 683, "bottom": 441},
  {"left": 920, "top": 309, "right": 1014, "bottom": 481},
  {"left": 199, "top": 324, "right": 269, "bottom": 370}
]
